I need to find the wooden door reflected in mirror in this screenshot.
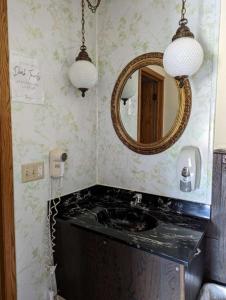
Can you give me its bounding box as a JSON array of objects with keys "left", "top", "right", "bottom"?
[{"left": 138, "top": 67, "right": 164, "bottom": 143}]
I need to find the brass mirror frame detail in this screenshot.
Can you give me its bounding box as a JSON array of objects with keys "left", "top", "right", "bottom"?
[{"left": 111, "top": 52, "right": 192, "bottom": 155}]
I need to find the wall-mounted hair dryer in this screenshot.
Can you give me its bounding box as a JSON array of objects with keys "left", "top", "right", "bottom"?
[
  {"left": 177, "top": 146, "right": 201, "bottom": 192},
  {"left": 49, "top": 148, "right": 68, "bottom": 178}
]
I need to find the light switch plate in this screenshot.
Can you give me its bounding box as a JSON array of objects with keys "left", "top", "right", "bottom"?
[{"left": 22, "top": 161, "right": 44, "bottom": 183}]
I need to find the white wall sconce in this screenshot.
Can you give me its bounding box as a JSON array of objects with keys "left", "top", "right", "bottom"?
[
  {"left": 68, "top": 0, "right": 101, "bottom": 97},
  {"left": 121, "top": 76, "right": 137, "bottom": 105},
  {"left": 163, "top": 0, "right": 204, "bottom": 87}
]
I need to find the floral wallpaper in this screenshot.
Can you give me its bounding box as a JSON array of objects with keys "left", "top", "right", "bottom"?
[
  {"left": 97, "top": 0, "right": 220, "bottom": 205},
  {"left": 7, "top": 0, "right": 97, "bottom": 299},
  {"left": 7, "top": 0, "right": 220, "bottom": 299}
]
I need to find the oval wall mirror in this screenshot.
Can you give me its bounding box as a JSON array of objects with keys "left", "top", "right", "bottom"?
[{"left": 111, "top": 52, "right": 192, "bottom": 154}]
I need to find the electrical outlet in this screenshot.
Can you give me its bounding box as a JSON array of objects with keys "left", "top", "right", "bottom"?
[{"left": 22, "top": 161, "right": 44, "bottom": 183}]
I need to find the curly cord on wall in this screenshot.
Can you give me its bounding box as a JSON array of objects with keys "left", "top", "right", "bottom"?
[
  {"left": 50, "top": 178, "right": 63, "bottom": 251},
  {"left": 47, "top": 177, "right": 63, "bottom": 300}
]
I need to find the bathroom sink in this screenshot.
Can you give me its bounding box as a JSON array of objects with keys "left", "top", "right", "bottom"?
[{"left": 97, "top": 208, "right": 157, "bottom": 232}]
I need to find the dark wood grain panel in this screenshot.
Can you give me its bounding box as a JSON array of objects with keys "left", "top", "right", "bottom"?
[
  {"left": 205, "top": 150, "right": 226, "bottom": 284},
  {"left": 55, "top": 221, "right": 182, "bottom": 300},
  {"left": 207, "top": 152, "right": 223, "bottom": 239},
  {"left": 0, "top": 1, "right": 17, "bottom": 299},
  {"left": 205, "top": 237, "right": 226, "bottom": 283},
  {"left": 185, "top": 240, "right": 204, "bottom": 300}
]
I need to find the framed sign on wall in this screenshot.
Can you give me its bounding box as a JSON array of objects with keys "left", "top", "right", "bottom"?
[{"left": 10, "top": 52, "right": 44, "bottom": 105}]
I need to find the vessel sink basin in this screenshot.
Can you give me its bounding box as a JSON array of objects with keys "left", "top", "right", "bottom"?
[{"left": 97, "top": 208, "right": 157, "bottom": 232}]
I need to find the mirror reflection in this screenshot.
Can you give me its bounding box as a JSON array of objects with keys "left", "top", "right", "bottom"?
[{"left": 120, "top": 65, "right": 180, "bottom": 144}]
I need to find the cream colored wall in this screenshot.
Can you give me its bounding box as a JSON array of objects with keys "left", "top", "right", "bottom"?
[{"left": 214, "top": 0, "right": 226, "bottom": 149}]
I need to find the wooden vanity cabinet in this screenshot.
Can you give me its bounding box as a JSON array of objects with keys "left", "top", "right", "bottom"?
[{"left": 55, "top": 221, "right": 203, "bottom": 300}]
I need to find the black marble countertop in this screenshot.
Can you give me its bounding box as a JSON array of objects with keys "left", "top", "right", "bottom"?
[{"left": 55, "top": 185, "right": 210, "bottom": 266}]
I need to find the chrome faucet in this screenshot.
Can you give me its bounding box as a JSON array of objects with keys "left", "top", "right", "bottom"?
[{"left": 130, "top": 193, "right": 142, "bottom": 207}]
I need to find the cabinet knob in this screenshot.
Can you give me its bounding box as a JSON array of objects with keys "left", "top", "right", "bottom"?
[{"left": 103, "top": 240, "right": 107, "bottom": 245}]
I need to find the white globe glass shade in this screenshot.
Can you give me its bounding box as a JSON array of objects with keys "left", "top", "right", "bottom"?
[
  {"left": 121, "top": 75, "right": 137, "bottom": 99},
  {"left": 68, "top": 60, "right": 98, "bottom": 89},
  {"left": 163, "top": 37, "right": 204, "bottom": 77}
]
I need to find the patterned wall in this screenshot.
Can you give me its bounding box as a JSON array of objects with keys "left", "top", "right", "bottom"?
[
  {"left": 8, "top": 0, "right": 97, "bottom": 299},
  {"left": 97, "top": 0, "right": 220, "bottom": 205}
]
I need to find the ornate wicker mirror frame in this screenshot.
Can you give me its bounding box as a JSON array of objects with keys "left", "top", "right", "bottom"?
[{"left": 111, "top": 52, "right": 192, "bottom": 155}]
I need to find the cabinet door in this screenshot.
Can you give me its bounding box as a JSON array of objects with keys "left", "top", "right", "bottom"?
[
  {"left": 205, "top": 151, "right": 226, "bottom": 284},
  {"left": 55, "top": 221, "right": 182, "bottom": 300}
]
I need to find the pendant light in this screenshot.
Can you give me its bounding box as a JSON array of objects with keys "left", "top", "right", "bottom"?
[
  {"left": 68, "top": 0, "right": 101, "bottom": 97},
  {"left": 163, "top": 0, "right": 204, "bottom": 87},
  {"left": 121, "top": 76, "right": 137, "bottom": 105}
]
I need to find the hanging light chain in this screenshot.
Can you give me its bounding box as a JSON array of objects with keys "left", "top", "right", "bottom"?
[
  {"left": 179, "top": 0, "right": 188, "bottom": 26},
  {"left": 80, "top": 0, "right": 101, "bottom": 50},
  {"left": 81, "top": 0, "right": 86, "bottom": 50},
  {"left": 86, "top": 0, "right": 101, "bottom": 13}
]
